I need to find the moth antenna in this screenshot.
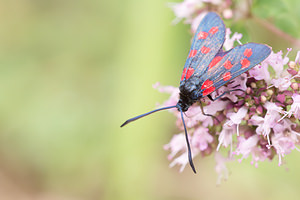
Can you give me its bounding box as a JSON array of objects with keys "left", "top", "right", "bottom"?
[
  {"left": 120, "top": 105, "right": 177, "bottom": 127},
  {"left": 179, "top": 107, "right": 197, "bottom": 174}
]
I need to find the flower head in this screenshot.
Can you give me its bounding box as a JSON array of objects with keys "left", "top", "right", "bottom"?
[
  {"left": 163, "top": 3, "right": 300, "bottom": 182},
  {"left": 169, "top": 0, "right": 233, "bottom": 27},
  {"left": 160, "top": 44, "right": 300, "bottom": 182}
]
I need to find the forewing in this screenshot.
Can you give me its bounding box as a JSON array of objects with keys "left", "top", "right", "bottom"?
[
  {"left": 198, "top": 43, "right": 271, "bottom": 96},
  {"left": 180, "top": 12, "right": 226, "bottom": 83}
]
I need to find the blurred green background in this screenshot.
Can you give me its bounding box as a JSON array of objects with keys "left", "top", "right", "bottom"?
[{"left": 0, "top": 0, "right": 299, "bottom": 199}]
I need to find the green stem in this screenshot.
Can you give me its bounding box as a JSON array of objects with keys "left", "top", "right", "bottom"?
[{"left": 253, "top": 16, "right": 300, "bottom": 47}]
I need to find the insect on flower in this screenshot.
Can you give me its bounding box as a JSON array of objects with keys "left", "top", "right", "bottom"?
[{"left": 121, "top": 12, "right": 271, "bottom": 173}]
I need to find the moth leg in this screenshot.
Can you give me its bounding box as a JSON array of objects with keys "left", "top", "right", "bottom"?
[
  {"left": 199, "top": 101, "right": 220, "bottom": 124},
  {"left": 208, "top": 89, "right": 245, "bottom": 101}
]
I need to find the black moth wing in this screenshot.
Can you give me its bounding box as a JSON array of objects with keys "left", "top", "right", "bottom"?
[
  {"left": 199, "top": 43, "right": 271, "bottom": 96},
  {"left": 180, "top": 12, "right": 226, "bottom": 83}
]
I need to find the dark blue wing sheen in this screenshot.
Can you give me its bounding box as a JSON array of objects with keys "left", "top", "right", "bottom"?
[
  {"left": 180, "top": 12, "right": 226, "bottom": 83},
  {"left": 198, "top": 43, "right": 271, "bottom": 96}
]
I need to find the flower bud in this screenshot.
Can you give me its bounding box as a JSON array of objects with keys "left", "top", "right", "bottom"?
[
  {"left": 289, "top": 61, "right": 296, "bottom": 69},
  {"left": 233, "top": 107, "right": 238, "bottom": 112},
  {"left": 246, "top": 87, "right": 252, "bottom": 94},
  {"left": 253, "top": 97, "right": 260, "bottom": 105},
  {"left": 291, "top": 82, "right": 299, "bottom": 90},
  {"left": 250, "top": 82, "right": 257, "bottom": 89},
  {"left": 235, "top": 100, "right": 245, "bottom": 107},
  {"left": 266, "top": 89, "right": 274, "bottom": 96},
  {"left": 248, "top": 99, "right": 254, "bottom": 106},
  {"left": 286, "top": 98, "right": 293, "bottom": 105},
  {"left": 256, "top": 105, "right": 263, "bottom": 115},
  {"left": 260, "top": 95, "right": 267, "bottom": 103},
  {"left": 288, "top": 69, "right": 297, "bottom": 76},
  {"left": 276, "top": 94, "right": 285, "bottom": 104},
  {"left": 223, "top": 9, "right": 233, "bottom": 19},
  {"left": 244, "top": 113, "right": 249, "bottom": 121}
]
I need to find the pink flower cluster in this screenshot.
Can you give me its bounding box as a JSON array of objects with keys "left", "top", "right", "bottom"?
[
  {"left": 168, "top": 0, "right": 233, "bottom": 32},
  {"left": 155, "top": 29, "right": 300, "bottom": 182}
]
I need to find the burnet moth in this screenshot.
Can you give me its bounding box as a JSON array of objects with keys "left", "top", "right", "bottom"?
[{"left": 121, "top": 12, "right": 271, "bottom": 173}]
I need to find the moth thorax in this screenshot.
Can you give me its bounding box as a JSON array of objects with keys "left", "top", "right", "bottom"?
[{"left": 177, "top": 93, "right": 195, "bottom": 112}]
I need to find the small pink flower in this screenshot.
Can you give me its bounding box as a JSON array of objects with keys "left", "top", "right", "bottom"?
[
  {"left": 295, "top": 51, "right": 300, "bottom": 64},
  {"left": 168, "top": 0, "right": 204, "bottom": 24},
  {"left": 273, "top": 51, "right": 290, "bottom": 77},
  {"left": 215, "top": 152, "right": 231, "bottom": 184},
  {"left": 264, "top": 102, "right": 283, "bottom": 116},
  {"left": 192, "top": 127, "right": 214, "bottom": 151},
  {"left": 164, "top": 133, "right": 186, "bottom": 160},
  {"left": 249, "top": 62, "right": 271, "bottom": 82},
  {"left": 185, "top": 106, "right": 213, "bottom": 127},
  {"left": 225, "top": 106, "right": 248, "bottom": 136},
  {"left": 281, "top": 93, "right": 300, "bottom": 120},
  {"left": 235, "top": 135, "right": 259, "bottom": 161},
  {"left": 250, "top": 50, "right": 290, "bottom": 84},
  {"left": 290, "top": 94, "right": 300, "bottom": 119},
  {"left": 271, "top": 76, "right": 291, "bottom": 91},
  {"left": 222, "top": 8, "right": 233, "bottom": 19},
  {"left": 250, "top": 102, "right": 282, "bottom": 145},
  {"left": 169, "top": 152, "right": 190, "bottom": 172},
  {"left": 165, "top": 134, "right": 200, "bottom": 172},
  {"left": 235, "top": 135, "right": 272, "bottom": 167},
  {"left": 216, "top": 123, "right": 234, "bottom": 151},
  {"left": 223, "top": 28, "right": 243, "bottom": 50},
  {"left": 272, "top": 132, "right": 297, "bottom": 166},
  {"left": 203, "top": 99, "right": 229, "bottom": 115},
  {"left": 153, "top": 82, "right": 179, "bottom": 107},
  {"left": 180, "top": 105, "right": 213, "bottom": 128}
]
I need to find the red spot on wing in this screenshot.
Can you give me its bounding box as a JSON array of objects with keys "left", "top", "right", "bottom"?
[
  {"left": 201, "top": 79, "right": 213, "bottom": 90},
  {"left": 241, "top": 58, "right": 250, "bottom": 68},
  {"left": 222, "top": 72, "right": 232, "bottom": 81},
  {"left": 201, "top": 46, "right": 211, "bottom": 54},
  {"left": 188, "top": 49, "right": 197, "bottom": 57},
  {"left": 181, "top": 68, "right": 187, "bottom": 81},
  {"left": 208, "top": 56, "right": 223, "bottom": 70},
  {"left": 224, "top": 60, "right": 233, "bottom": 69},
  {"left": 201, "top": 79, "right": 215, "bottom": 96},
  {"left": 244, "top": 48, "right": 253, "bottom": 57},
  {"left": 203, "top": 86, "right": 216, "bottom": 96},
  {"left": 209, "top": 26, "right": 219, "bottom": 34},
  {"left": 186, "top": 68, "right": 194, "bottom": 79},
  {"left": 198, "top": 31, "right": 208, "bottom": 39}
]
